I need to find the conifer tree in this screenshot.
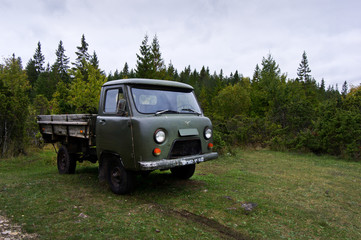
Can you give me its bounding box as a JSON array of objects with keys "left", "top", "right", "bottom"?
[
  {"left": 33, "top": 41, "right": 45, "bottom": 74},
  {"left": 166, "top": 61, "right": 177, "bottom": 80},
  {"left": 341, "top": 81, "right": 348, "bottom": 97},
  {"left": 320, "top": 78, "right": 326, "bottom": 92},
  {"left": 90, "top": 51, "right": 99, "bottom": 69},
  {"left": 252, "top": 64, "right": 261, "bottom": 83},
  {"left": 297, "top": 51, "right": 312, "bottom": 82},
  {"left": 121, "top": 62, "right": 129, "bottom": 79},
  {"left": 73, "top": 34, "right": 90, "bottom": 80},
  {"left": 150, "top": 34, "right": 165, "bottom": 78},
  {"left": 54, "top": 40, "right": 70, "bottom": 83},
  {"left": 136, "top": 35, "right": 152, "bottom": 78},
  {"left": 26, "top": 42, "right": 45, "bottom": 88}
]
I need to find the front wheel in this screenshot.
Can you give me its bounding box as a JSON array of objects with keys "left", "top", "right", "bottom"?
[
  {"left": 107, "top": 158, "right": 135, "bottom": 194},
  {"left": 171, "top": 164, "right": 196, "bottom": 179},
  {"left": 57, "top": 145, "right": 76, "bottom": 174}
]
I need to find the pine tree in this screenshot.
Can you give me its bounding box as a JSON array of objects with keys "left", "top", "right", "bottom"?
[
  {"left": 74, "top": 34, "right": 90, "bottom": 65},
  {"left": 166, "top": 61, "right": 177, "bottom": 80},
  {"left": 73, "top": 34, "right": 90, "bottom": 80},
  {"left": 26, "top": 42, "right": 45, "bottom": 88},
  {"left": 297, "top": 51, "right": 312, "bottom": 83},
  {"left": 121, "top": 62, "right": 129, "bottom": 79},
  {"left": 341, "top": 81, "right": 348, "bottom": 97},
  {"left": 320, "top": 78, "right": 325, "bottom": 92},
  {"left": 252, "top": 64, "right": 261, "bottom": 83},
  {"left": 150, "top": 34, "right": 165, "bottom": 78},
  {"left": 33, "top": 41, "right": 45, "bottom": 74},
  {"left": 135, "top": 35, "right": 152, "bottom": 78},
  {"left": 90, "top": 51, "right": 99, "bottom": 69},
  {"left": 54, "top": 40, "right": 70, "bottom": 83}
]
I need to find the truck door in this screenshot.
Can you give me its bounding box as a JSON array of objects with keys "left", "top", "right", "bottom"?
[{"left": 96, "top": 86, "right": 135, "bottom": 169}]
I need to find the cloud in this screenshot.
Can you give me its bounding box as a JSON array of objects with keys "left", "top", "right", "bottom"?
[{"left": 0, "top": 0, "right": 360, "bottom": 87}]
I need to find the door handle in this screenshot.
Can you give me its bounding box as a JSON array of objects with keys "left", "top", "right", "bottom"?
[{"left": 99, "top": 119, "right": 106, "bottom": 125}]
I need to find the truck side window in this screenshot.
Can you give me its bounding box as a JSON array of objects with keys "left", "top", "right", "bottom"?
[{"left": 104, "top": 88, "right": 125, "bottom": 113}]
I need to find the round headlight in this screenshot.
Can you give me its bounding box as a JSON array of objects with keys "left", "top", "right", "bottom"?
[
  {"left": 154, "top": 129, "right": 166, "bottom": 143},
  {"left": 204, "top": 127, "right": 212, "bottom": 140}
]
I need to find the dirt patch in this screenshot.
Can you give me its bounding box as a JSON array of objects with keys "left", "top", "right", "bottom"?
[
  {"left": 0, "top": 214, "right": 38, "bottom": 240},
  {"left": 151, "top": 204, "right": 251, "bottom": 240}
]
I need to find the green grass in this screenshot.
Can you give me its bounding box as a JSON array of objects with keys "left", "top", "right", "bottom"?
[{"left": 0, "top": 147, "right": 360, "bottom": 239}]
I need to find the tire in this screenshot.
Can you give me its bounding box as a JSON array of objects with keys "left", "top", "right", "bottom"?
[
  {"left": 57, "top": 145, "right": 76, "bottom": 174},
  {"left": 107, "top": 158, "right": 135, "bottom": 194},
  {"left": 171, "top": 164, "right": 196, "bottom": 179}
]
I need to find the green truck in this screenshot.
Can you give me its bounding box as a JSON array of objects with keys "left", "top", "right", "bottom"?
[{"left": 37, "top": 78, "right": 218, "bottom": 194}]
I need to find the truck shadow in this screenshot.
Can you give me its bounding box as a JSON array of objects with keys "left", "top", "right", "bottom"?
[
  {"left": 135, "top": 172, "right": 206, "bottom": 195},
  {"left": 74, "top": 165, "right": 205, "bottom": 196}
]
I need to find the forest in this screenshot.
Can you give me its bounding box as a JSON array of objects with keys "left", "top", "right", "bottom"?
[{"left": 0, "top": 34, "right": 360, "bottom": 160}]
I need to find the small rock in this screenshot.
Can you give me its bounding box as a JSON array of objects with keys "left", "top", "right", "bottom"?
[
  {"left": 224, "top": 196, "right": 233, "bottom": 201},
  {"left": 241, "top": 202, "right": 258, "bottom": 214},
  {"left": 2, "top": 230, "right": 11, "bottom": 235},
  {"left": 78, "top": 213, "right": 88, "bottom": 218},
  {"left": 155, "top": 229, "right": 160, "bottom": 233}
]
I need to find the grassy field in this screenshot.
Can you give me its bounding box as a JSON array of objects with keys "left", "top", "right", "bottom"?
[{"left": 0, "top": 147, "right": 360, "bottom": 239}]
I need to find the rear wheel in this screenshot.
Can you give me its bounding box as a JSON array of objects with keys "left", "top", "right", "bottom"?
[
  {"left": 171, "top": 164, "right": 196, "bottom": 179},
  {"left": 107, "top": 158, "right": 135, "bottom": 194},
  {"left": 57, "top": 145, "right": 76, "bottom": 174}
]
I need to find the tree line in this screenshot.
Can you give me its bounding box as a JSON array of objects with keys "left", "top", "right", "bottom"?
[{"left": 0, "top": 34, "right": 360, "bottom": 160}]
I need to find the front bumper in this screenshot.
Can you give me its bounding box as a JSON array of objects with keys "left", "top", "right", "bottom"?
[{"left": 139, "top": 152, "right": 218, "bottom": 171}]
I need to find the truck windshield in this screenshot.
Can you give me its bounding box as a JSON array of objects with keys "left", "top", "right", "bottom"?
[{"left": 131, "top": 87, "right": 202, "bottom": 115}]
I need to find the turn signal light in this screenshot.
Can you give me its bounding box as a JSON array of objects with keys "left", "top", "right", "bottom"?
[
  {"left": 153, "top": 148, "right": 161, "bottom": 156},
  {"left": 208, "top": 143, "right": 214, "bottom": 149}
]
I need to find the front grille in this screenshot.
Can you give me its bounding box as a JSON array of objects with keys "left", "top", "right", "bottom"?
[{"left": 169, "top": 139, "right": 202, "bottom": 159}]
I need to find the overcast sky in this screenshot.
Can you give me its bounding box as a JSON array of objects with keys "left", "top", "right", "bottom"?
[{"left": 1, "top": 0, "right": 360, "bottom": 88}]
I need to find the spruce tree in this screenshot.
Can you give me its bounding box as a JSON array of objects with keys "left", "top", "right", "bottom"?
[
  {"left": 150, "top": 34, "right": 165, "bottom": 78},
  {"left": 26, "top": 42, "right": 45, "bottom": 88},
  {"left": 121, "top": 62, "right": 129, "bottom": 79},
  {"left": 33, "top": 41, "right": 45, "bottom": 74},
  {"left": 74, "top": 34, "right": 90, "bottom": 65},
  {"left": 342, "top": 81, "right": 348, "bottom": 97},
  {"left": 252, "top": 64, "right": 261, "bottom": 84},
  {"left": 73, "top": 34, "right": 90, "bottom": 80},
  {"left": 90, "top": 51, "right": 99, "bottom": 69},
  {"left": 166, "top": 61, "right": 176, "bottom": 80},
  {"left": 297, "top": 51, "right": 311, "bottom": 82},
  {"left": 54, "top": 40, "right": 70, "bottom": 83},
  {"left": 135, "top": 35, "right": 152, "bottom": 78}
]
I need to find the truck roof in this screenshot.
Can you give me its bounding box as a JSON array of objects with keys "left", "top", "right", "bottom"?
[{"left": 103, "top": 78, "right": 194, "bottom": 90}]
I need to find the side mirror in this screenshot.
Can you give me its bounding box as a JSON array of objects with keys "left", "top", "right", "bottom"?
[{"left": 117, "top": 99, "right": 127, "bottom": 116}]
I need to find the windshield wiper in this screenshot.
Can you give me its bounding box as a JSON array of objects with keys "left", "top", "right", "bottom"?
[
  {"left": 180, "top": 108, "right": 201, "bottom": 115},
  {"left": 155, "top": 109, "right": 179, "bottom": 116}
]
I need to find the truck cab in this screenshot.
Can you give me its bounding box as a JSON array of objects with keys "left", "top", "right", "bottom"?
[{"left": 97, "top": 79, "right": 217, "bottom": 193}]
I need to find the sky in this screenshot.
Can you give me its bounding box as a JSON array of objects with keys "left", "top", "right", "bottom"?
[{"left": 1, "top": 0, "right": 361, "bottom": 88}]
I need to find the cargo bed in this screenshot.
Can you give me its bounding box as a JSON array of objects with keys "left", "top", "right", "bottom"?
[{"left": 37, "top": 114, "right": 97, "bottom": 145}]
